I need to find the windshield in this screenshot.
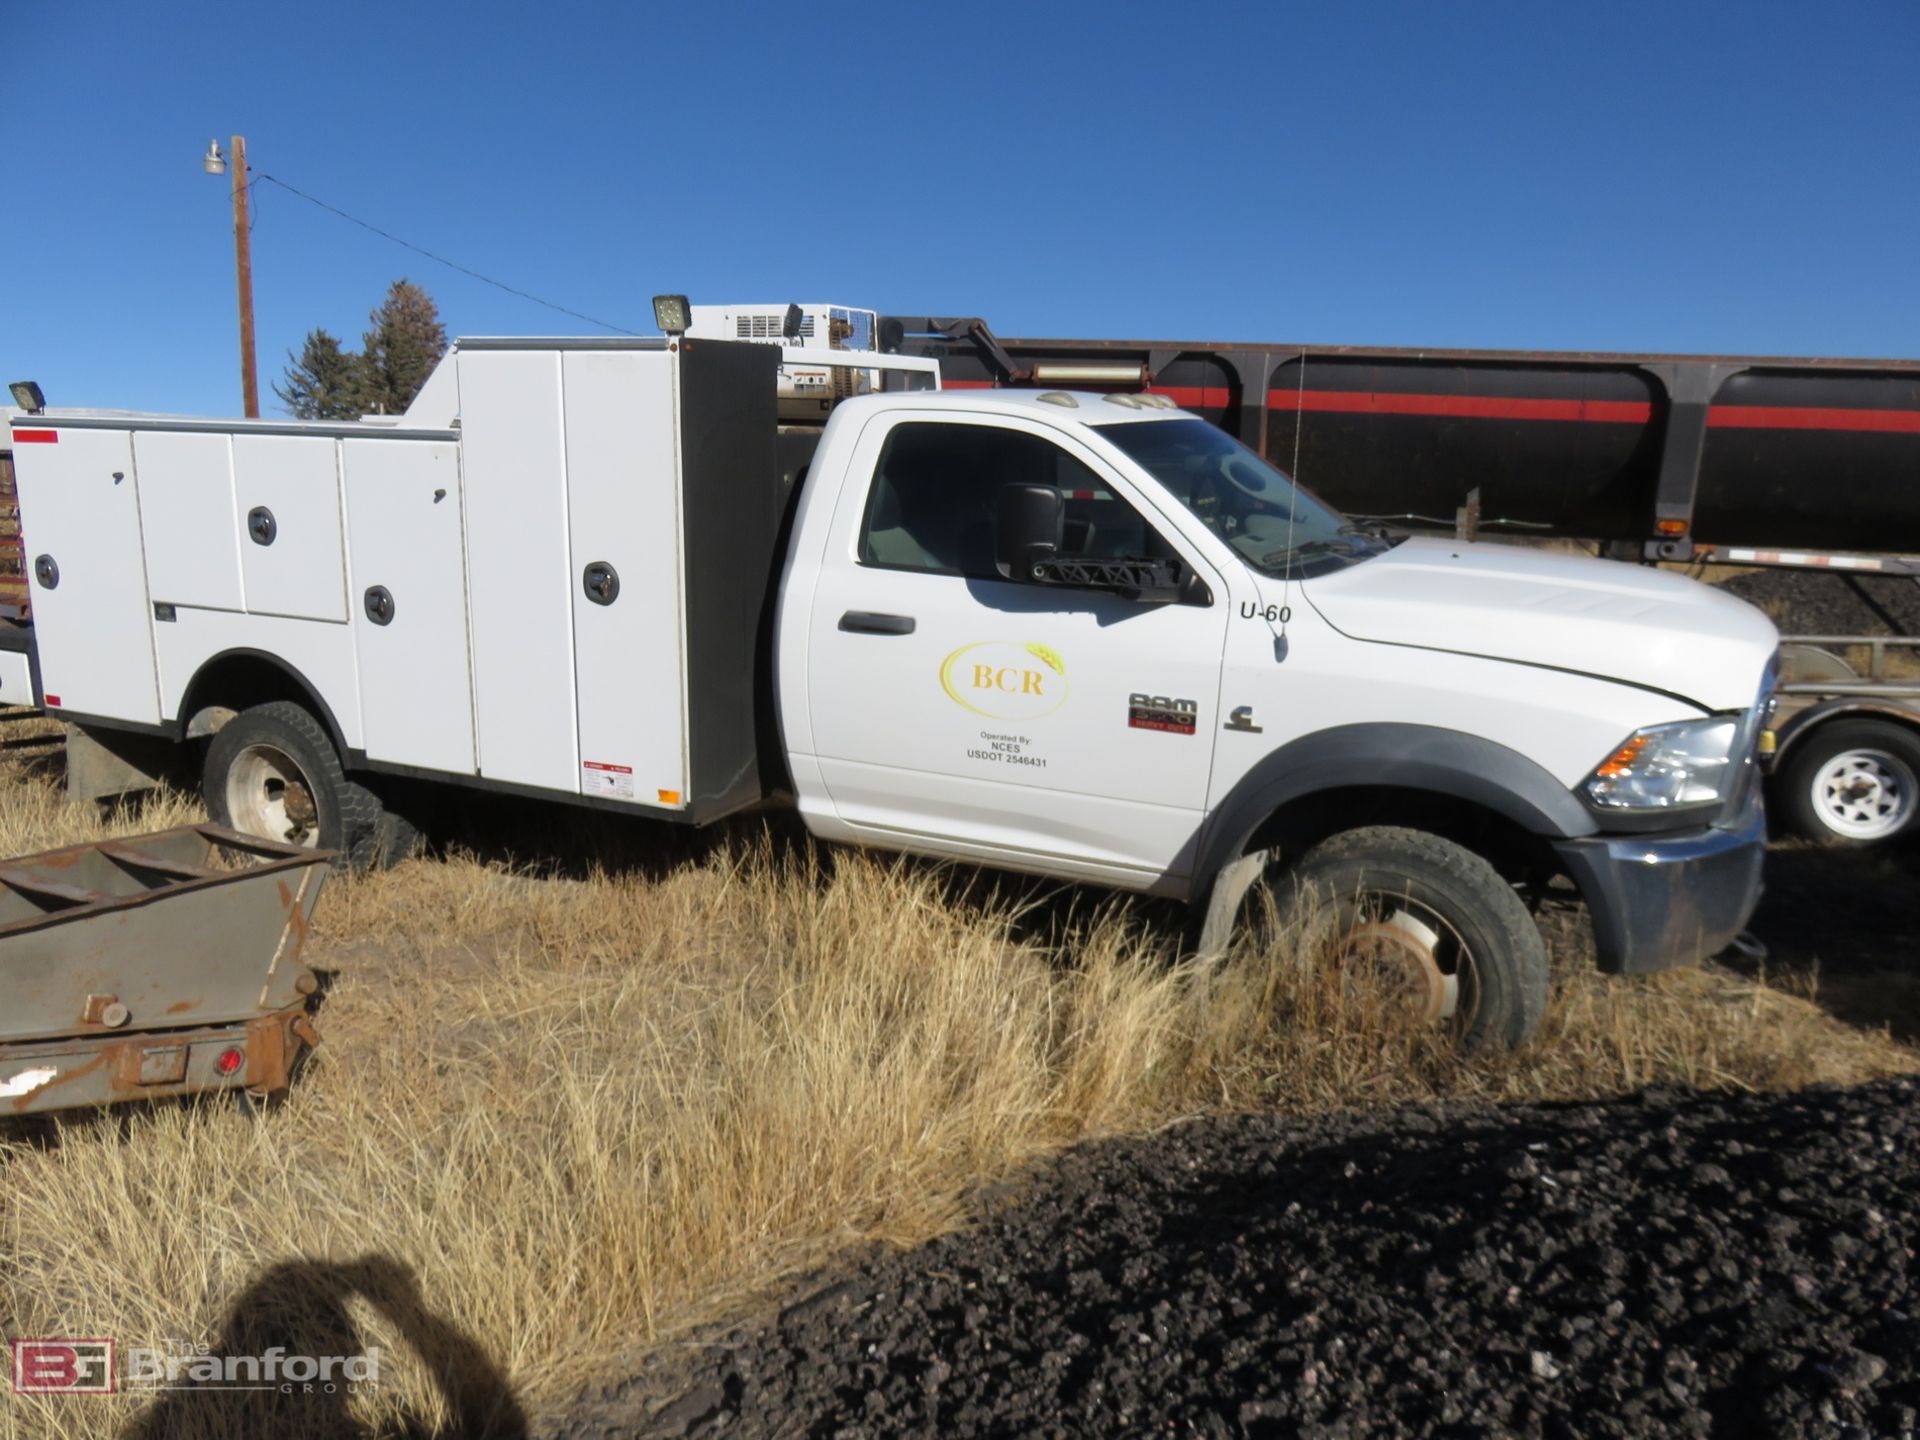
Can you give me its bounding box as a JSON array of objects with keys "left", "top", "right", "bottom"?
[{"left": 1093, "top": 418, "right": 1390, "bottom": 578}]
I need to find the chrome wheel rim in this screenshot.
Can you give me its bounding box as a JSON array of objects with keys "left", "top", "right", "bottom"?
[
  {"left": 1330, "top": 892, "right": 1470, "bottom": 1028},
  {"left": 1811, "top": 748, "right": 1915, "bottom": 841},
  {"left": 224, "top": 744, "right": 322, "bottom": 847}
]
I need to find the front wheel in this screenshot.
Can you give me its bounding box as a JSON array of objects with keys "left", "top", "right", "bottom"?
[
  {"left": 1775, "top": 718, "right": 1920, "bottom": 846},
  {"left": 1275, "top": 826, "right": 1550, "bottom": 1052}
]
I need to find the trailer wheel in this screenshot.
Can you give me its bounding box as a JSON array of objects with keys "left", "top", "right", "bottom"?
[
  {"left": 1777, "top": 718, "right": 1920, "bottom": 846},
  {"left": 203, "top": 701, "right": 388, "bottom": 870},
  {"left": 1273, "top": 826, "right": 1549, "bottom": 1052}
]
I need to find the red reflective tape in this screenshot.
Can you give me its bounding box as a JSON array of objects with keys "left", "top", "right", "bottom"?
[
  {"left": 931, "top": 381, "right": 1919, "bottom": 435},
  {"left": 44, "top": 694, "right": 61, "bottom": 707},
  {"left": 1150, "top": 385, "right": 1234, "bottom": 408},
  {"left": 1707, "top": 404, "right": 1920, "bottom": 434},
  {"left": 12, "top": 429, "right": 58, "bottom": 443},
  {"left": 1264, "top": 390, "right": 1653, "bottom": 424}
]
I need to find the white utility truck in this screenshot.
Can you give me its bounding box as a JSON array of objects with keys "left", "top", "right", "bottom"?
[{"left": 6, "top": 301, "right": 1779, "bottom": 1048}]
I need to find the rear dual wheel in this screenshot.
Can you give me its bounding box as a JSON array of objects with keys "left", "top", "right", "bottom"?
[{"left": 203, "top": 701, "right": 418, "bottom": 870}]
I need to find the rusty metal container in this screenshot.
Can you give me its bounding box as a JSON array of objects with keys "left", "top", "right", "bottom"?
[{"left": 0, "top": 823, "right": 329, "bottom": 1116}]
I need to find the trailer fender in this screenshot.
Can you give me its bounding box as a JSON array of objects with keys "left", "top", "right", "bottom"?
[{"left": 1769, "top": 696, "right": 1920, "bottom": 768}]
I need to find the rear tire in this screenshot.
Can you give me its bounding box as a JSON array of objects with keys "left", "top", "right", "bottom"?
[
  {"left": 1276, "top": 826, "right": 1549, "bottom": 1052},
  {"left": 371, "top": 807, "right": 424, "bottom": 866},
  {"left": 1776, "top": 718, "right": 1920, "bottom": 846},
  {"left": 202, "top": 700, "right": 388, "bottom": 870}
]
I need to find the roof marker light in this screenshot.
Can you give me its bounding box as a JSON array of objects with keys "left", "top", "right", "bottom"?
[{"left": 1036, "top": 392, "right": 1078, "bottom": 408}]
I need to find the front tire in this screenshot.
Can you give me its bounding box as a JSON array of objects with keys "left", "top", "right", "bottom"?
[
  {"left": 202, "top": 700, "right": 388, "bottom": 869},
  {"left": 1776, "top": 718, "right": 1920, "bottom": 846},
  {"left": 1276, "top": 826, "right": 1550, "bottom": 1052}
]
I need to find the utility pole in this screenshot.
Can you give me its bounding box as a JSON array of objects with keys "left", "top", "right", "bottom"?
[
  {"left": 204, "top": 135, "right": 259, "bottom": 417},
  {"left": 229, "top": 135, "right": 259, "bottom": 418}
]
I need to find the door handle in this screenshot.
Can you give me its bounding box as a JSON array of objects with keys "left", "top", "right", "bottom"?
[
  {"left": 838, "top": 610, "right": 916, "bottom": 636},
  {"left": 582, "top": 561, "right": 620, "bottom": 606}
]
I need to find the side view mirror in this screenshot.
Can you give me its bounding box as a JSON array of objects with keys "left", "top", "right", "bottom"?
[
  {"left": 995, "top": 483, "right": 1198, "bottom": 604},
  {"left": 994, "top": 484, "right": 1064, "bottom": 582}
]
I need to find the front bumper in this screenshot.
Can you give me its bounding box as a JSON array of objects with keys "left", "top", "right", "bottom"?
[{"left": 1551, "top": 798, "right": 1767, "bottom": 975}]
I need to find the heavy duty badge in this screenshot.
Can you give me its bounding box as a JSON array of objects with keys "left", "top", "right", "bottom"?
[{"left": 1128, "top": 693, "right": 1197, "bottom": 734}]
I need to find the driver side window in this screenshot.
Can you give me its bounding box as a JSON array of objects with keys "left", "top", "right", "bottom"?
[{"left": 859, "top": 422, "right": 1159, "bottom": 580}]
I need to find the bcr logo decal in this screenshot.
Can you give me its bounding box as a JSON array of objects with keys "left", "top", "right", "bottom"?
[{"left": 939, "top": 642, "right": 1068, "bottom": 720}]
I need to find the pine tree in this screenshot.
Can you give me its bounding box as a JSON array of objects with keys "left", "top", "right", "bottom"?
[
  {"left": 358, "top": 279, "right": 448, "bottom": 415},
  {"left": 273, "top": 328, "right": 364, "bottom": 420}
]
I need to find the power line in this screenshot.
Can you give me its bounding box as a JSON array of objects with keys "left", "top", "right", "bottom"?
[{"left": 250, "top": 171, "right": 642, "bottom": 335}]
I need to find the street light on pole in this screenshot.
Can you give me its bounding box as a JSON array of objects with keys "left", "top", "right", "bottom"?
[{"left": 202, "top": 136, "right": 259, "bottom": 418}]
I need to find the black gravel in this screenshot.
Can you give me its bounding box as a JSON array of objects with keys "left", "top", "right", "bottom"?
[
  {"left": 559, "top": 1079, "right": 1920, "bottom": 1440},
  {"left": 1714, "top": 567, "right": 1920, "bottom": 637}
]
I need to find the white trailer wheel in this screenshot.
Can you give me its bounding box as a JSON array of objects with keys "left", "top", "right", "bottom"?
[
  {"left": 223, "top": 743, "right": 324, "bottom": 848},
  {"left": 1808, "top": 747, "right": 1915, "bottom": 842},
  {"left": 1778, "top": 718, "right": 1920, "bottom": 847}
]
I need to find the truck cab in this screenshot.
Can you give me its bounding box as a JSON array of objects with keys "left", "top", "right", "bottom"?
[{"left": 778, "top": 388, "right": 1778, "bottom": 1047}]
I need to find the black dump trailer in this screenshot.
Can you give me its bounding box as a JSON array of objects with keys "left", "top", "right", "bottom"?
[
  {"left": 882, "top": 318, "right": 1920, "bottom": 847},
  {"left": 882, "top": 318, "right": 1920, "bottom": 569}
]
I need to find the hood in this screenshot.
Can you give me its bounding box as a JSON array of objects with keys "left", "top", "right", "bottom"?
[{"left": 1301, "top": 538, "right": 1778, "bottom": 711}]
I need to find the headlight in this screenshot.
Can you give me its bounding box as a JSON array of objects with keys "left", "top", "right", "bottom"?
[{"left": 1584, "top": 717, "right": 1741, "bottom": 811}]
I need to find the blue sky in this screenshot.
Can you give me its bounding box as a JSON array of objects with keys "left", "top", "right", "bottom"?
[{"left": 7, "top": 0, "right": 1918, "bottom": 417}]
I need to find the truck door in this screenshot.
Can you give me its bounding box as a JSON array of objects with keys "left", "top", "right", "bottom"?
[{"left": 803, "top": 412, "right": 1230, "bottom": 888}]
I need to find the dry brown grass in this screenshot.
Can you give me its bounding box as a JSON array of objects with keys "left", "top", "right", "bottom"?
[{"left": 1, "top": 725, "right": 1914, "bottom": 1439}]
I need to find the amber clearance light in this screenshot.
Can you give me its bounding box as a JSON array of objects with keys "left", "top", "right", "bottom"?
[{"left": 1593, "top": 735, "right": 1651, "bottom": 778}]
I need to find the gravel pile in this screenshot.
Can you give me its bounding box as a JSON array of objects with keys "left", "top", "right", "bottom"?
[
  {"left": 561, "top": 1079, "right": 1920, "bottom": 1439},
  {"left": 1715, "top": 567, "right": 1920, "bottom": 637}
]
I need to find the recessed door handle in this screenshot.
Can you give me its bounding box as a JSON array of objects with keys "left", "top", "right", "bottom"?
[
  {"left": 839, "top": 610, "right": 916, "bottom": 636},
  {"left": 582, "top": 561, "right": 620, "bottom": 606}
]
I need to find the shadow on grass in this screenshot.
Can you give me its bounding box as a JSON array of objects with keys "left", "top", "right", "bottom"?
[{"left": 120, "top": 1254, "right": 526, "bottom": 1440}]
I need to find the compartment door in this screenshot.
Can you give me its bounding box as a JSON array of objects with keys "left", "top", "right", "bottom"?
[
  {"left": 562, "top": 349, "right": 685, "bottom": 807},
  {"left": 235, "top": 434, "right": 348, "bottom": 621},
  {"left": 458, "top": 350, "right": 580, "bottom": 792},
  {"left": 341, "top": 439, "right": 475, "bottom": 773},
  {"left": 134, "top": 431, "right": 243, "bottom": 611},
  {"left": 14, "top": 428, "right": 160, "bottom": 722}
]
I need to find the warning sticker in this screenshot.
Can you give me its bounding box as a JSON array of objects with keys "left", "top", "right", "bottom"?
[{"left": 582, "top": 760, "right": 636, "bottom": 800}]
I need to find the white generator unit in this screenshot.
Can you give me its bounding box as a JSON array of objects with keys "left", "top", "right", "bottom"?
[
  {"left": 13, "top": 335, "right": 933, "bottom": 823},
  {"left": 687, "top": 302, "right": 877, "bottom": 351},
  {"left": 688, "top": 303, "right": 891, "bottom": 421}
]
